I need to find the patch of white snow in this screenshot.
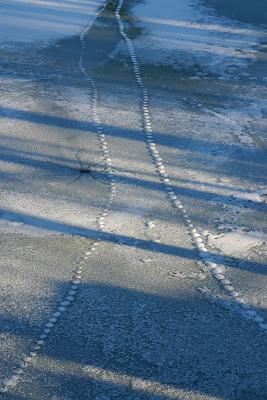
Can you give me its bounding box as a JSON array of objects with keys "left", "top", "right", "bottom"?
[{"left": 208, "top": 227, "right": 267, "bottom": 256}]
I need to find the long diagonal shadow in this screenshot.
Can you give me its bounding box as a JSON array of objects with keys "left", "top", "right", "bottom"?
[
  {"left": 0, "top": 150, "right": 265, "bottom": 212},
  {"left": 1, "top": 106, "right": 266, "bottom": 167},
  {"left": 0, "top": 209, "right": 266, "bottom": 274},
  {"left": 0, "top": 138, "right": 260, "bottom": 193}
]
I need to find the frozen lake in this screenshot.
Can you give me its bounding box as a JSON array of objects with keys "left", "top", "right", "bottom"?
[{"left": 0, "top": 0, "right": 267, "bottom": 398}]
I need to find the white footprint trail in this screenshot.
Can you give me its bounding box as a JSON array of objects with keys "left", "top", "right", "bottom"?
[
  {"left": 0, "top": 1, "right": 116, "bottom": 394},
  {"left": 114, "top": 0, "right": 267, "bottom": 333}
]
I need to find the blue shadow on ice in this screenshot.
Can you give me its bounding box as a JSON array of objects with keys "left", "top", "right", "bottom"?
[{"left": 0, "top": 208, "right": 266, "bottom": 275}]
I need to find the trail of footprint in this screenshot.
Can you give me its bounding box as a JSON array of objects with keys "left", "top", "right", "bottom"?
[
  {"left": 114, "top": 0, "right": 267, "bottom": 333},
  {"left": 0, "top": 1, "right": 116, "bottom": 394}
]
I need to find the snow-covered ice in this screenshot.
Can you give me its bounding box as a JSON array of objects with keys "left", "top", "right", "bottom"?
[{"left": 0, "top": 0, "right": 267, "bottom": 398}]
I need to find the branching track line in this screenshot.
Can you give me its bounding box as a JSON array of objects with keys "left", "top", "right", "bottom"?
[
  {"left": 0, "top": 1, "right": 116, "bottom": 394},
  {"left": 114, "top": 0, "right": 267, "bottom": 333}
]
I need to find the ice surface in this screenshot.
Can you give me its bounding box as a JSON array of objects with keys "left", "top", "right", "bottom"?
[
  {"left": 208, "top": 228, "right": 267, "bottom": 256},
  {"left": 119, "top": 0, "right": 266, "bottom": 78},
  {"left": 0, "top": 0, "right": 105, "bottom": 44}
]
